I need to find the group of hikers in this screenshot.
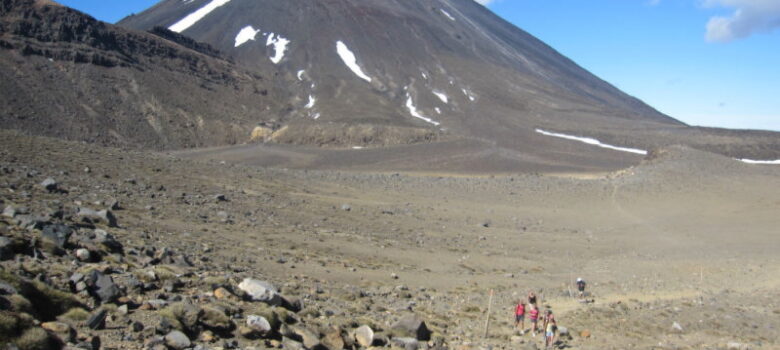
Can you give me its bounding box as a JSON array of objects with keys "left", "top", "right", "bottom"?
[{"left": 512, "top": 278, "right": 586, "bottom": 349}]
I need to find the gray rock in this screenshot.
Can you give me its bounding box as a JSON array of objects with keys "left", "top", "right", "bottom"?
[
  {"left": 165, "top": 330, "right": 191, "bottom": 350},
  {"left": 41, "top": 224, "right": 72, "bottom": 249},
  {"left": 341, "top": 204, "right": 352, "bottom": 211},
  {"left": 2, "top": 205, "right": 20, "bottom": 218},
  {"left": 93, "top": 229, "right": 123, "bottom": 253},
  {"left": 41, "top": 178, "right": 58, "bottom": 192},
  {"left": 0, "top": 281, "right": 18, "bottom": 295},
  {"left": 77, "top": 207, "right": 117, "bottom": 227},
  {"left": 87, "top": 309, "right": 108, "bottom": 330},
  {"left": 238, "top": 278, "right": 282, "bottom": 305},
  {"left": 283, "top": 325, "right": 320, "bottom": 350},
  {"left": 391, "top": 314, "right": 431, "bottom": 341},
  {"left": 107, "top": 198, "right": 121, "bottom": 210},
  {"left": 246, "top": 315, "right": 272, "bottom": 334},
  {"left": 391, "top": 337, "right": 419, "bottom": 350},
  {"left": 215, "top": 194, "right": 228, "bottom": 202},
  {"left": 0, "top": 236, "right": 13, "bottom": 260},
  {"left": 75, "top": 248, "right": 91, "bottom": 261},
  {"left": 88, "top": 270, "right": 121, "bottom": 303}
]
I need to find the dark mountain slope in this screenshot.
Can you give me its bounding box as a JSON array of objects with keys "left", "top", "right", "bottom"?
[
  {"left": 0, "top": 0, "right": 288, "bottom": 149},
  {"left": 118, "top": 0, "right": 682, "bottom": 148}
]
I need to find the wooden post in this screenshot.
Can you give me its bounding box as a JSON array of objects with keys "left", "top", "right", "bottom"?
[{"left": 483, "top": 289, "right": 494, "bottom": 339}]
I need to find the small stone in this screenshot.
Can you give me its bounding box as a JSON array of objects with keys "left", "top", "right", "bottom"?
[
  {"left": 321, "top": 326, "right": 345, "bottom": 350},
  {"left": 200, "top": 330, "right": 216, "bottom": 343},
  {"left": 0, "top": 236, "right": 13, "bottom": 261},
  {"left": 131, "top": 321, "right": 145, "bottom": 332},
  {"left": 341, "top": 204, "right": 351, "bottom": 211},
  {"left": 41, "top": 224, "right": 73, "bottom": 250},
  {"left": 354, "top": 325, "right": 374, "bottom": 347},
  {"left": 391, "top": 314, "right": 431, "bottom": 341},
  {"left": 246, "top": 315, "right": 272, "bottom": 334},
  {"left": 214, "top": 287, "right": 234, "bottom": 299},
  {"left": 41, "top": 321, "right": 74, "bottom": 342},
  {"left": 672, "top": 321, "right": 683, "bottom": 332},
  {"left": 2, "top": 205, "right": 18, "bottom": 218},
  {"left": 391, "top": 337, "right": 419, "bottom": 350},
  {"left": 215, "top": 194, "right": 228, "bottom": 202},
  {"left": 76, "top": 248, "right": 91, "bottom": 261},
  {"left": 165, "top": 330, "right": 191, "bottom": 350},
  {"left": 41, "top": 178, "right": 58, "bottom": 192},
  {"left": 86, "top": 309, "right": 108, "bottom": 330},
  {"left": 238, "top": 278, "right": 282, "bottom": 305},
  {"left": 77, "top": 207, "right": 118, "bottom": 227},
  {"left": 116, "top": 304, "right": 129, "bottom": 316}
]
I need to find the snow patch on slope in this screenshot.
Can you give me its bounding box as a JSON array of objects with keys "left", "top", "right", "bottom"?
[
  {"left": 169, "top": 0, "right": 231, "bottom": 33},
  {"left": 406, "top": 95, "right": 440, "bottom": 126},
  {"left": 535, "top": 129, "right": 648, "bottom": 155},
  {"left": 441, "top": 9, "right": 456, "bottom": 21},
  {"left": 336, "top": 41, "right": 372, "bottom": 83},
  {"left": 739, "top": 159, "right": 780, "bottom": 165},
  {"left": 297, "top": 70, "right": 305, "bottom": 81},
  {"left": 433, "top": 91, "right": 449, "bottom": 104},
  {"left": 234, "top": 26, "right": 261, "bottom": 47},
  {"left": 266, "top": 33, "right": 290, "bottom": 64},
  {"left": 305, "top": 95, "right": 316, "bottom": 109}
]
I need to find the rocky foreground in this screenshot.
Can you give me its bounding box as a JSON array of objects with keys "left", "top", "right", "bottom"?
[{"left": 2, "top": 130, "right": 779, "bottom": 350}]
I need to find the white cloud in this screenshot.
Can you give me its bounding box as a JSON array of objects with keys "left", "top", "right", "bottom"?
[{"left": 703, "top": 0, "right": 780, "bottom": 42}]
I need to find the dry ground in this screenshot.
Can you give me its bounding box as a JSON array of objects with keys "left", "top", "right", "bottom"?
[{"left": 2, "top": 130, "right": 779, "bottom": 349}]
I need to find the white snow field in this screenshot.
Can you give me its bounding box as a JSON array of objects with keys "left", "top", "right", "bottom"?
[
  {"left": 336, "top": 41, "right": 372, "bottom": 82},
  {"left": 169, "top": 0, "right": 231, "bottom": 33},
  {"left": 535, "top": 129, "right": 648, "bottom": 155}
]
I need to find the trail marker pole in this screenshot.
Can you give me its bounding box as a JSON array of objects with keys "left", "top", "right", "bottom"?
[{"left": 483, "top": 289, "right": 494, "bottom": 339}]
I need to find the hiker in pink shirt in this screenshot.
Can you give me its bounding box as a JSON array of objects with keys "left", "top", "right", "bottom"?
[{"left": 514, "top": 300, "right": 526, "bottom": 334}]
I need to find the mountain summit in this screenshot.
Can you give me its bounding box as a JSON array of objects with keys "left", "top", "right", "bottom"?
[{"left": 119, "top": 0, "right": 681, "bottom": 147}]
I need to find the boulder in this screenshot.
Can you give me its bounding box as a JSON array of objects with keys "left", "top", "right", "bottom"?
[
  {"left": 391, "top": 314, "right": 431, "bottom": 341},
  {"left": 354, "top": 325, "right": 374, "bottom": 347},
  {"left": 238, "top": 278, "right": 282, "bottom": 305},
  {"left": 165, "top": 330, "right": 191, "bottom": 350}
]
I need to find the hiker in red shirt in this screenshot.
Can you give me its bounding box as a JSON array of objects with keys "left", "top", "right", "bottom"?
[
  {"left": 528, "top": 304, "right": 540, "bottom": 337},
  {"left": 514, "top": 300, "right": 526, "bottom": 334}
]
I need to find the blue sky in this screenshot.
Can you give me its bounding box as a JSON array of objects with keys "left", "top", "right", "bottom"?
[{"left": 60, "top": 0, "right": 780, "bottom": 131}]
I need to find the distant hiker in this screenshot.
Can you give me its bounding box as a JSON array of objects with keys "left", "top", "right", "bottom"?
[
  {"left": 528, "top": 304, "right": 540, "bottom": 337},
  {"left": 528, "top": 291, "right": 537, "bottom": 306},
  {"left": 543, "top": 310, "right": 557, "bottom": 348},
  {"left": 576, "top": 277, "right": 586, "bottom": 299},
  {"left": 514, "top": 300, "right": 526, "bottom": 334}
]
